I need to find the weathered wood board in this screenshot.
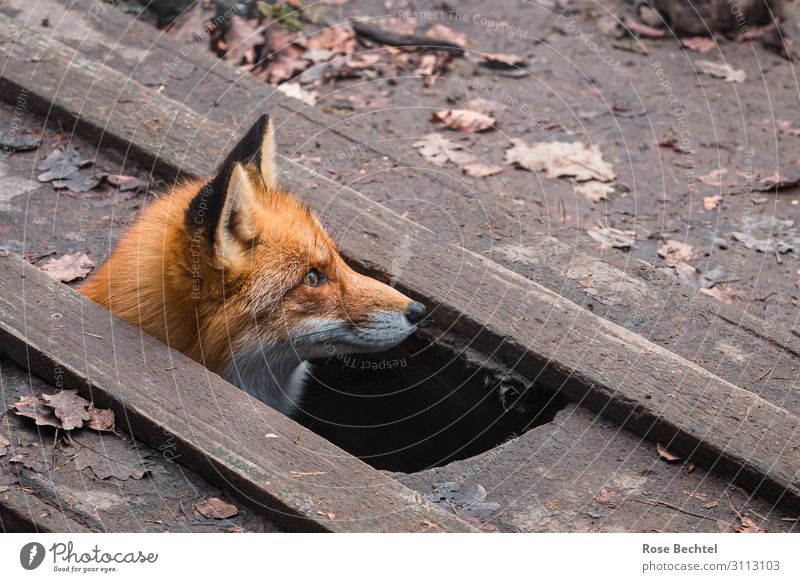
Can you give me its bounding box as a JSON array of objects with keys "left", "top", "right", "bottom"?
[
  {"left": 13, "top": 0, "right": 800, "bottom": 423},
  {"left": 0, "top": 14, "right": 798, "bottom": 512},
  {"left": 0, "top": 250, "right": 475, "bottom": 533}
]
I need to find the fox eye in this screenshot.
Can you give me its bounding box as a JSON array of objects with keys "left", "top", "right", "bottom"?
[{"left": 304, "top": 268, "right": 326, "bottom": 287}]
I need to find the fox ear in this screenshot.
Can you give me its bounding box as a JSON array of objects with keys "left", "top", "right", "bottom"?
[
  {"left": 214, "top": 113, "right": 277, "bottom": 190},
  {"left": 186, "top": 162, "right": 258, "bottom": 266}
]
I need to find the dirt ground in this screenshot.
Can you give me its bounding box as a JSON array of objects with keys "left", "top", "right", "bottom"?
[
  {"left": 3, "top": 0, "right": 800, "bottom": 532},
  {"left": 144, "top": 0, "right": 800, "bottom": 324}
]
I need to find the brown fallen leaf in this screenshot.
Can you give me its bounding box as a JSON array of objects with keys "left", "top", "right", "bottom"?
[
  {"left": 431, "top": 109, "right": 495, "bottom": 133},
  {"left": 194, "top": 497, "right": 239, "bottom": 519},
  {"left": 587, "top": 227, "right": 636, "bottom": 249},
  {"left": 413, "top": 133, "right": 477, "bottom": 167},
  {"left": 656, "top": 442, "right": 682, "bottom": 462},
  {"left": 425, "top": 24, "right": 467, "bottom": 48},
  {"left": 698, "top": 168, "right": 728, "bottom": 187},
  {"left": 0, "top": 434, "right": 9, "bottom": 457},
  {"left": 86, "top": 404, "right": 115, "bottom": 432},
  {"left": 753, "top": 166, "right": 800, "bottom": 192},
  {"left": 576, "top": 180, "right": 613, "bottom": 204},
  {"left": 623, "top": 16, "right": 666, "bottom": 38},
  {"left": 505, "top": 139, "right": 616, "bottom": 182},
  {"left": 682, "top": 37, "right": 717, "bottom": 53},
  {"left": 345, "top": 53, "right": 382, "bottom": 69},
  {"left": 596, "top": 489, "right": 621, "bottom": 509},
  {"left": 308, "top": 26, "right": 355, "bottom": 55},
  {"left": 414, "top": 54, "right": 438, "bottom": 77},
  {"left": 658, "top": 240, "right": 694, "bottom": 267},
  {"left": 223, "top": 15, "right": 262, "bottom": 66},
  {"left": 463, "top": 162, "right": 503, "bottom": 178},
  {"left": 39, "top": 252, "right": 94, "bottom": 283},
  {"left": 13, "top": 395, "right": 62, "bottom": 428},
  {"left": 276, "top": 82, "right": 318, "bottom": 106},
  {"left": 264, "top": 53, "right": 311, "bottom": 84},
  {"left": 68, "top": 433, "right": 149, "bottom": 481},
  {"left": 481, "top": 52, "right": 528, "bottom": 69},
  {"left": 105, "top": 174, "right": 149, "bottom": 192},
  {"left": 703, "top": 195, "right": 722, "bottom": 210},
  {"left": 696, "top": 60, "right": 746, "bottom": 83},
  {"left": 42, "top": 390, "right": 91, "bottom": 431},
  {"left": 9, "top": 444, "right": 52, "bottom": 473},
  {"left": 700, "top": 286, "right": 736, "bottom": 304},
  {"left": 737, "top": 515, "right": 765, "bottom": 533}
]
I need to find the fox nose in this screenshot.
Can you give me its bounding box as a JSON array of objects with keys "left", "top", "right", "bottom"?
[{"left": 404, "top": 301, "right": 427, "bottom": 324}]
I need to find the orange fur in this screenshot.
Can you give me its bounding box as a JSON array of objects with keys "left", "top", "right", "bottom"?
[{"left": 80, "top": 118, "right": 418, "bottom": 402}]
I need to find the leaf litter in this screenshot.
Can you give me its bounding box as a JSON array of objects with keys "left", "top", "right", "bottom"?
[
  {"left": 12, "top": 391, "right": 114, "bottom": 433},
  {"left": 194, "top": 497, "right": 239, "bottom": 519},
  {"left": 38, "top": 252, "right": 95, "bottom": 283},
  {"left": 505, "top": 139, "right": 616, "bottom": 182}
]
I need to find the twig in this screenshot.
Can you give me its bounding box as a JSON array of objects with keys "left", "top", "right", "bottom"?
[
  {"left": 351, "top": 21, "right": 464, "bottom": 55},
  {"left": 632, "top": 497, "right": 717, "bottom": 522}
]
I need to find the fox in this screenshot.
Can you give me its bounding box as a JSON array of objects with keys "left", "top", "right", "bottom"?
[{"left": 80, "top": 114, "right": 426, "bottom": 417}]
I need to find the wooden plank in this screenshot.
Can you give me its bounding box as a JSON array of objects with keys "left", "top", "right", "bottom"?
[
  {"left": 0, "top": 486, "right": 92, "bottom": 533},
  {"left": 0, "top": 251, "right": 475, "bottom": 533},
  {"left": 27, "top": 0, "right": 800, "bottom": 421},
  {"left": 1, "top": 17, "right": 798, "bottom": 510}
]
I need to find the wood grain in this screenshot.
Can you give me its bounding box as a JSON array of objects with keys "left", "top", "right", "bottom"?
[{"left": 0, "top": 15, "right": 798, "bottom": 510}]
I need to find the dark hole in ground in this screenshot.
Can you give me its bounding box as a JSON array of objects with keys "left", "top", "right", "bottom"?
[{"left": 298, "top": 328, "right": 569, "bottom": 473}]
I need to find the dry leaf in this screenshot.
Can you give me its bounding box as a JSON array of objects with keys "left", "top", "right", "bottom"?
[
  {"left": 506, "top": 139, "right": 616, "bottom": 182},
  {"left": 425, "top": 24, "right": 467, "bottom": 48},
  {"left": 656, "top": 442, "right": 682, "bottom": 462},
  {"left": 753, "top": 166, "right": 800, "bottom": 192},
  {"left": 737, "top": 515, "right": 765, "bottom": 533},
  {"left": 413, "top": 133, "right": 477, "bottom": 167},
  {"left": 682, "top": 37, "right": 717, "bottom": 53},
  {"left": 587, "top": 227, "right": 636, "bottom": 249},
  {"left": 596, "top": 489, "right": 621, "bottom": 508},
  {"left": 623, "top": 16, "right": 666, "bottom": 38},
  {"left": 703, "top": 195, "right": 722, "bottom": 210},
  {"left": 194, "top": 497, "right": 239, "bottom": 519},
  {"left": 86, "top": 404, "right": 115, "bottom": 432},
  {"left": 658, "top": 240, "right": 694, "bottom": 267},
  {"left": 431, "top": 109, "right": 495, "bottom": 133},
  {"left": 576, "top": 181, "right": 613, "bottom": 203},
  {"left": 68, "top": 434, "right": 149, "bottom": 481},
  {"left": 463, "top": 162, "right": 503, "bottom": 178},
  {"left": 105, "top": 174, "right": 148, "bottom": 192},
  {"left": 224, "top": 16, "right": 261, "bottom": 66},
  {"left": 42, "top": 390, "right": 91, "bottom": 431},
  {"left": 276, "top": 82, "right": 318, "bottom": 106},
  {"left": 0, "top": 435, "right": 9, "bottom": 457},
  {"left": 698, "top": 168, "right": 728, "bottom": 187},
  {"left": 415, "top": 54, "right": 438, "bottom": 77},
  {"left": 696, "top": 60, "right": 746, "bottom": 83},
  {"left": 39, "top": 252, "right": 94, "bottom": 283},
  {"left": 345, "top": 53, "right": 382, "bottom": 69},
  {"left": 264, "top": 53, "right": 311, "bottom": 84},
  {"left": 700, "top": 286, "right": 735, "bottom": 304},
  {"left": 13, "top": 395, "right": 62, "bottom": 428},
  {"left": 308, "top": 26, "right": 355, "bottom": 55},
  {"left": 481, "top": 53, "right": 528, "bottom": 68},
  {"left": 9, "top": 444, "right": 52, "bottom": 473}
]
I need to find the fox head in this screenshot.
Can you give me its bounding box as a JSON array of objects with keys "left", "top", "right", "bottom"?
[{"left": 82, "top": 115, "right": 425, "bottom": 415}]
